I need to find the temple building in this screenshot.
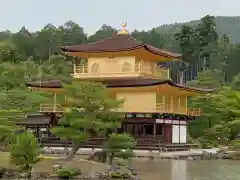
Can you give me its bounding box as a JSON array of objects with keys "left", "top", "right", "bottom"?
[{"left": 25, "top": 24, "right": 212, "bottom": 150}]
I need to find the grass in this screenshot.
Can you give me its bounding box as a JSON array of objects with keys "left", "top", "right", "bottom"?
[{"left": 0, "top": 152, "right": 11, "bottom": 167}]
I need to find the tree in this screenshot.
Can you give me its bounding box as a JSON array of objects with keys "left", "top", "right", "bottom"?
[
  {"left": 0, "top": 119, "right": 16, "bottom": 145},
  {"left": 0, "top": 62, "right": 28, "bottom": 90},
  {"left": 231, "top": 73, "right": 240, "bottom": 90},
  {"left": 105, "top": 133, "right": 136, "bottom": 178},
  {"left": 11, "top": 27, "right": 34, "bottom": 59},
  {"left": 213, "top": 87, "right": 240, "bottom": 140},
  {"left": 195, "top": 15, "right": 218, "bottom": 70},
  {"left": 0, "top": 88, "right": 50, "bottom": 114},
  {"left": 174, "top": 25, "right": 195, "bottom": 64},
  {"left": 0, "top": 40, "right": 22, "bottom": 63},
  {"left": 187, "top": 69, "right": 223, "bottom": 138},
  {"left": 132, "top": 29, "right": 165, "bottom": 48},
  {"left": 52, "top": 81, "right": 123, "bottom": 159},
  {"left": 9, "top": 131, "right": 41, "bottom": 171},
  {"left": 174, "top": 25, "right": 196, "bottom": 83},
  {"left": 187, "top": 69, "right": 223, "bottom": 90},
  {"left": 88, "top": 24, "right": 117, "bottom": 42},
  {"left": 59, "top": 21, "right": 87, "bottom": 45},
  {"left": 105, "top": 133, "right": 135, "bottom": 165},
  {"left": 189, "top": 86, "right": 240, "bottom": 142},
  {"left": 41, "top": 55, "right": 72, "bottom": 81}
]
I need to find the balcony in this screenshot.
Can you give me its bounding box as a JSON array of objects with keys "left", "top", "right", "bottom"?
[
  {"left": 187, "top": 108, "right": 201, "bottom": 116},
  {"left": 73, "top": 63, "right": 169, "bottom": 79},
  {"left": 39, "top": 103, "right": 200, "bottom": 116},
  {"left": 135, "top": 63, "right": 169, "bottom": 79},
  {"left": 156, "top": 103, "right": 201, "bottom": 116},
  {"left": 40, "top": 104, "right": 63, "bottom": 113}
]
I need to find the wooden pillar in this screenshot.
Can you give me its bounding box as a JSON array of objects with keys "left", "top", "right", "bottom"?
[
  {"left": 153, "top": 123, "right": 156, "bottom": 139},
  {"left": 185, "top": 97, "right": 188, "bottom": 114},
  {"left": 73, "top": 63, "right": 76, "bottom": 73},
  {"left": 53, "top": 93, "right": 57, "bottom": 112},
  {"left": 163, "top": 123, "right": 166, "bottom": 144},
  {"left": 47, "top": 125, "right": 51, "bottom": 137},
  {"left": 167, "top": 68, "right": 170, "bottom": 79},
  {"left": 178, "top": 97, "right": 181, "bottom": 114},
  {"left": 186, "top": 122, "right": 188, "bottom": 143},
  {"left": 178, "top": 121, "right": 180, "bottom": 144},
  {"left": 37, "top": 125, "right": 40, "bottom": 138},
  {"left": 171, "top": 96, "right": 173, "bottom": 113},
  {"left": 164, "top": 123, "right": 172, "bottom": 144}
]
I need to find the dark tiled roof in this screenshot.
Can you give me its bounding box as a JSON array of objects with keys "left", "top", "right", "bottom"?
[
  {"left": 26, "top": 80, "right": 64, "bottom": 89},
  {"left": 16, "top": 114, "right": 51, "bottom": 125},
  {"left": 60, "top": 34, "right": 181, "bottom": 59},
  {"left": 26, "top": 79, "right": 214, "bottom": 93}
]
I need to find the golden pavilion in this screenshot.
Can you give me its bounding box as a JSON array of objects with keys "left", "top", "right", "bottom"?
[{"left": 25, "top": 24, "right": 212, "bottom": 150}]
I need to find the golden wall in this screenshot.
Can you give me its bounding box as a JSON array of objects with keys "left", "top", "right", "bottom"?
[
  {"left": 116, "top": 92, "right": 156, "bottom": 113},
  {"left": 115, "top": 91, "right": 199, "bottom": 116},
  {"left": 73, "top": 56, "right": 169, "bottom": 79},
  {"left": 39, "top": 90, "right": 200, "bottom": 116},
  {"left": 88, "top": 56, "right": 135, "bottom": 74}
]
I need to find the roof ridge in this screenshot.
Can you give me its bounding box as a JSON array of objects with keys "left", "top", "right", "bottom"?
[{"left": 63, "top": 33, "right": 137, "bottom": 47}]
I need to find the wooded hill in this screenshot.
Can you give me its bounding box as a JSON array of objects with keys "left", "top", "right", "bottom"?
[{"left": 155, "top": 16, "right": 240, "bottom": 43}]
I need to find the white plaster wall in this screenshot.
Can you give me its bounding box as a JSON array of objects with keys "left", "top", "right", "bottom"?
[
  {"left": 172, "top": 125, "right": 187, "bottom": 143},
  {"left": 172, "top": 125, "right": 179, "bottom": 143}
]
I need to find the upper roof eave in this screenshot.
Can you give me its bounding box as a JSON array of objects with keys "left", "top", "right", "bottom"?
[{"left": 60, "top": 33, "right": 182, "bottom": 59}]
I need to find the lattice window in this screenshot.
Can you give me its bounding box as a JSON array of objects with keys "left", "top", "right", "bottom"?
[
  {"left": 173, "top": 96, "right": 179, "bottom": 112},
  {"left": 135, "top": 60, "right": 141, "bottom": 72},
  {"left": 165, "top": 96, "right": 172, "bottom": 113},
  {"left": 156, "top": 93, "right": 165, "bottom": 112},
  {"left": 122, "top": 62, "right": 131, "bottom": 72},
  {"left": 179, "top": 96, "right": 187, "bottom": 113}
]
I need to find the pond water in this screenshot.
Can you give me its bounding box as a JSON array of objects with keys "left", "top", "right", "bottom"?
[
  {"left": 36, "top": 155, "right": 240, "bottom": 180},
  {"left": 132, "top": 159, "right": 240, "bottom": 180}
]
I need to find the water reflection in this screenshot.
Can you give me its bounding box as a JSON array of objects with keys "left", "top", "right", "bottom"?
[
  {"left": 171, "top": 160, "right": 187, "bottom": 180},
  {"left": 132, "top": 159, "right": 240, "bottom": 180}
]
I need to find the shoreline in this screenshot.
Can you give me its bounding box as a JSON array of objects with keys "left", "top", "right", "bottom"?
[{"left": 41, "top": 147, "right": 236, "bottom": 160}]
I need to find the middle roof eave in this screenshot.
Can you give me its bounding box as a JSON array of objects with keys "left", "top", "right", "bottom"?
[{"left": 25, "top": 79, "right": 213, "bottom": 93}]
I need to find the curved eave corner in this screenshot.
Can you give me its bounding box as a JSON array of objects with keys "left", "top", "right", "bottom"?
[
  {"left": 173, "top": 83, "right": 215, "bottom": 94},
  {"left": 143, "top": 45, "right": 182, "bottom": 60}
]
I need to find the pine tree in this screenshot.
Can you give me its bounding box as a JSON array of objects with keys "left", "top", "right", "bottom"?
[
  {"left": 105, "top": 133, "right": 136, "bottom": 178},
  {"left": 52, "top": 81, "right": 123, "bottom": 159},
  {"left": 9, "top": 131, "right": 41, "bottom": 171}
]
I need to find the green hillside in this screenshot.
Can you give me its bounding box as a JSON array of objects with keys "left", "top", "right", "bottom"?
[{"left": 155, "top": 16, "right": 240, "bottom": 43}]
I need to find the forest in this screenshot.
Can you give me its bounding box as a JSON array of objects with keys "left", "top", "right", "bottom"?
[{"left": 0, "top": 14, "right": 240, "bottom": 148}]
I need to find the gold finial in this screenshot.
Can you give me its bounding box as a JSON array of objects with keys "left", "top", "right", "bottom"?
[{"left": 117, "top": 22, "right": 129, "bottom": 34}]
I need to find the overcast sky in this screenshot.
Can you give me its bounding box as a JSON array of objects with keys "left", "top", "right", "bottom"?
[{"left": 0, "top": 0, "right": 239, "bottom": 34}]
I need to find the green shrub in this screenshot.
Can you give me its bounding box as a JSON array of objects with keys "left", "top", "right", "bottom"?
[
  {"left": 110, "top": 172, "right": 122, "bottom": 179},
  {"left": 57, "top": 168, "right": 81, "bottom": 179},
  {"left": 110, "top": 172, "right": 131, "bottom": 179},
  {"left": 231, "top": 140, "right": 240, "bottom": 150},
  {"left": 9, "top": 131, "right": 41, "bottom": 171},
  {"left": 201, "top": 142, "right": 213, "bottom": 149}
]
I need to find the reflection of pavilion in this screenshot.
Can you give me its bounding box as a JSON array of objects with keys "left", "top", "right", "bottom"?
[
  {"left": 20, "top": 24, "right": 213, "bottom": 151},
  {"left": 171, "top": 160, "right": 187, "bottom": 180}
]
